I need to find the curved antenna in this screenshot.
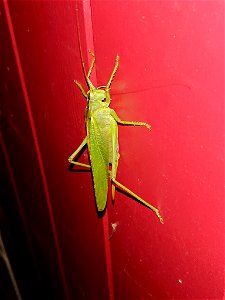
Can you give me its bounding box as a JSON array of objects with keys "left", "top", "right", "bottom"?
[
  {"left": 75, "top": 9, "right": 96, "bottom": 90},
  {"left": 75, "top": 7, "right": 87, "bottom": 78}
]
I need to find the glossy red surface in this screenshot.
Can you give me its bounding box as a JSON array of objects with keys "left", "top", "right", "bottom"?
[{"left": 1, "top": 0, "right": 224, "bottom": 299}]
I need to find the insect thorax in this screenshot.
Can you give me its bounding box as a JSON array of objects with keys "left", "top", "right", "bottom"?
[{"left": 88, "top": 89, "right": 110, "bottom": 111}]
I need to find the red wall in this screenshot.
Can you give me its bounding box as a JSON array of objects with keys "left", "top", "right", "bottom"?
[{"left": 1, "top": 1, "right": 224, "bottom": 299}]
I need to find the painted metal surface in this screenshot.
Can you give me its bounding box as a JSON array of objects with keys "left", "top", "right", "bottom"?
[
  {"left": 90, "top": 1, "right": 224, "bottom": 298},
  {"left": 2, "top": 1, "right": 108, "bottom": 299},
  {"left": 1, "top": 0, "right": 224, "bottom": 299}
]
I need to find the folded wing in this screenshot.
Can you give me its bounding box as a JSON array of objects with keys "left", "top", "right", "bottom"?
[{"left": 88, "top": 118, "right": 109, "bottom": 211}]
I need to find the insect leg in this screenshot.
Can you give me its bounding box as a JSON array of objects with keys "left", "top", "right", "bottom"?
[
  {"left": 86, "top": 50, "right": 96, "bottom": 91},
  {"left": 87, "top": 50, "right": 96, "bottom": 78},
  {"left": 110, "top": 110, "right": 151, "bottom": 130},
  {"left": 110, "top": 174, "right": 163, "bottom": 223},
  {"left": 68, "top": 136, "right": 91, "bottom": 168},
  {"left": 74, "top": 80, "right": 88, "bottom": 98},
  {"left": 111, "top": 122, "right": 119, "bottom": 201},
  {"left": 106, "top": 55, "right": 119, "bottom": 88}
]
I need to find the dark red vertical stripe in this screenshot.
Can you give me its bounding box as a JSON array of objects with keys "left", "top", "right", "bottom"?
[
  {"left": 77, "top": 1, "right": 115, "bottom": 298},
  {"left": 3, "top": 1, "right": 70, "bottom": 299},
  {"left": 102, "top": 211, "right": 115, "bottom": 300},
  {"left": 0, "top": 134, "right": 40, "bottom": 279}
]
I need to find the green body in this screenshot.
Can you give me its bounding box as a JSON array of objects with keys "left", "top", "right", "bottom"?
[
  {"left": 88, "top": 106, "right": 118, "bottom": 210},
  {"left": 68, "top": 51, "right": 163, "bottom": 223}
]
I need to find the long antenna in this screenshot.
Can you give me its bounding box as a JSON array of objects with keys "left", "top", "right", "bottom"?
[
  {"left": 75, "top": 8, "right": 96, "bottom": 90},
  {"left": 75, "top": 5, "right": 87, "bottom": 79}
]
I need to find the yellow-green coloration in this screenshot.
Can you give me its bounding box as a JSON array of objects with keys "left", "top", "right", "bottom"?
[{"left": 68, "top": 51, "right": 163, "bottom": 223}]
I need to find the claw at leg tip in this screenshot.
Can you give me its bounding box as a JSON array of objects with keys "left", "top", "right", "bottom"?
[
  {"left": 156, "top": 210, "right": 164, "bottom": 224},
  {"left": 159, "top": 217, "right": 164, "bottom": 224}
]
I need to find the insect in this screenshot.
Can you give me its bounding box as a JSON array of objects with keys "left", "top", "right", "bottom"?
[{"left": 68, "top": 50, "right": 163, "bottom": 223}]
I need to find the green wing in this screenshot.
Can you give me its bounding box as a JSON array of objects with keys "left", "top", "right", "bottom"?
[{"left": 88, "top": 118, "right": 109, "bottom": 211}]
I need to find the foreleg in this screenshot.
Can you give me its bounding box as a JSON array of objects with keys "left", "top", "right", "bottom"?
[{"left": 110, "top": 110, "right": 151, "bottom": 130}]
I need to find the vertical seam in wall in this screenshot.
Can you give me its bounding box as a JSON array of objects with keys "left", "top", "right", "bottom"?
[
  {"left": 76, "top": 1, "right": 115, "bottom": 299},
  {"left": 102, "top": 210, "right": 115, "bottom": 300},
  {"left": 0, "top": 134, "right": 43, "bottom": 290},
  {"left": 3, "top": 2, "right": 70, "bottom": 299}
]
